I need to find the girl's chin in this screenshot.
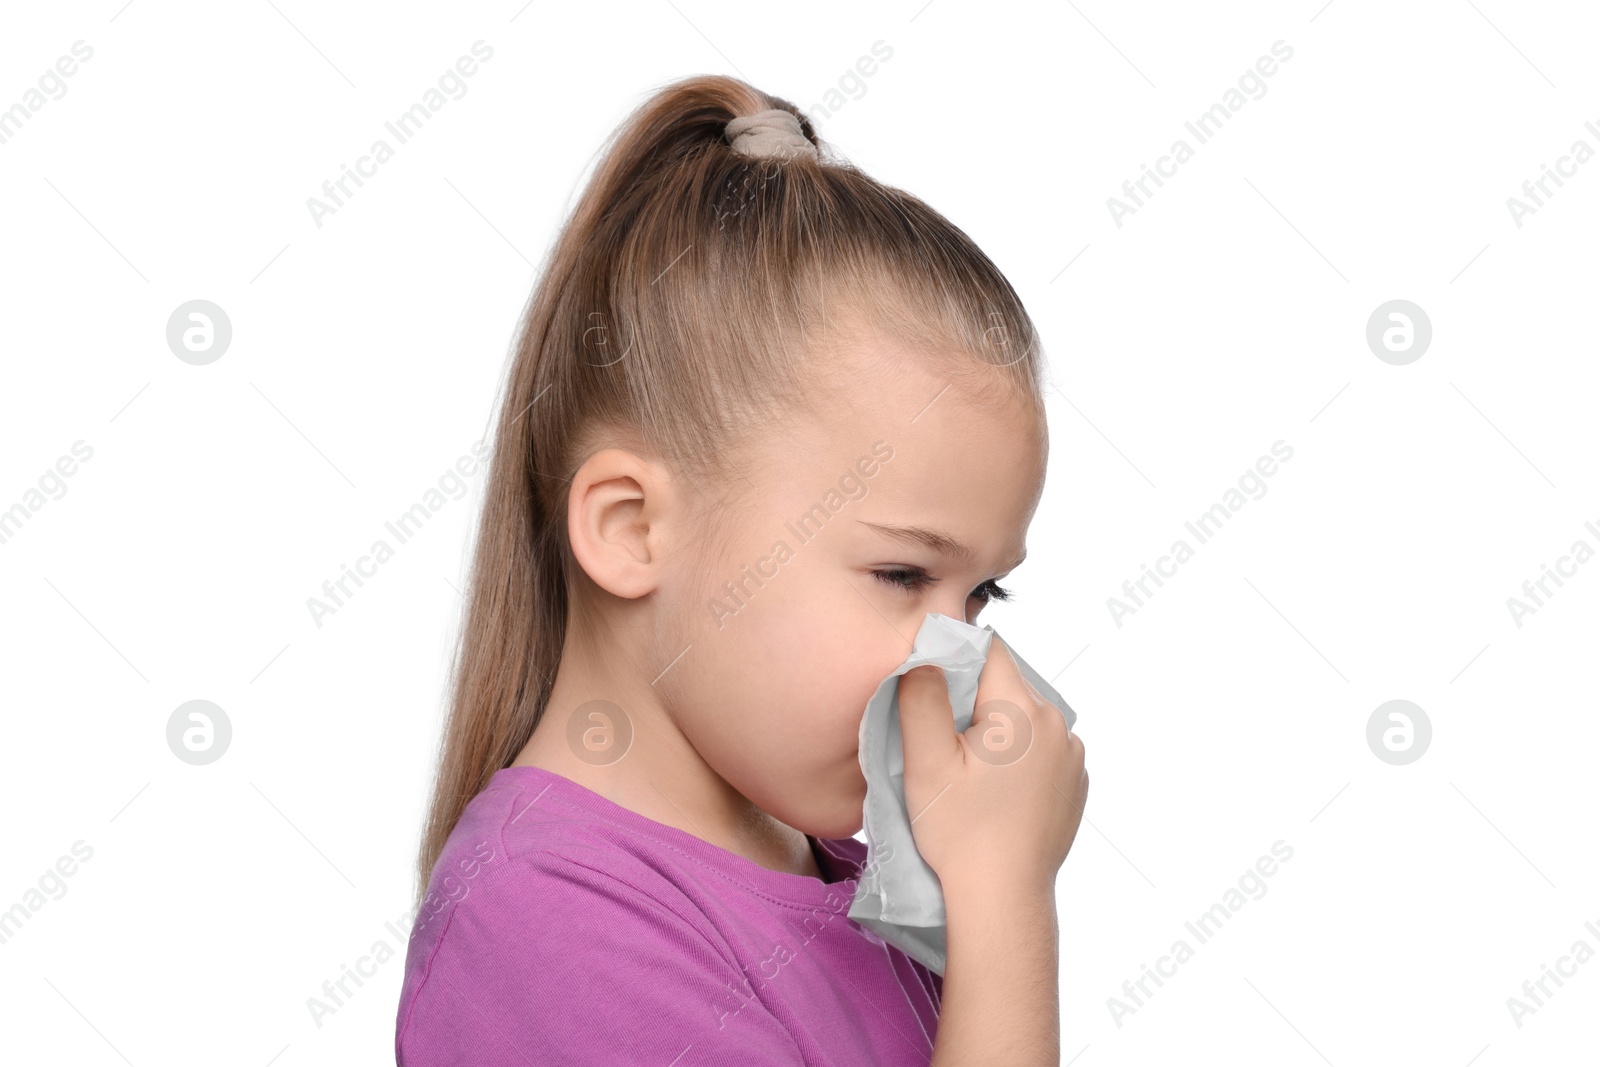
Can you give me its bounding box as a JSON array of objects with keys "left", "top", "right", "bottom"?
[{"left": 806, "top": 797, "right": 868, "bottom": 841}]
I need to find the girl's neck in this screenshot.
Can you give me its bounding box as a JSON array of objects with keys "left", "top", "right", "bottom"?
[{"left": 511, "top": 691, "right": 824, "bottom": 881}]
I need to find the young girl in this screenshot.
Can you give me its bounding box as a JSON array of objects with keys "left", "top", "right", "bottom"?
[{"left": 395, "top": 74, "right": 1089, "bottom": 1066}]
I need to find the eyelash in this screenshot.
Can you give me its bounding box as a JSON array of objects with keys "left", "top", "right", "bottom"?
[{"left": 872, "top": 567, "right": 1014, "bottom": 603}]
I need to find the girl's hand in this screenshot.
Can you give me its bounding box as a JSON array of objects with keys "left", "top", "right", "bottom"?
[{"left": 897, "top": 638, "right": 1088, "bottom": 895}]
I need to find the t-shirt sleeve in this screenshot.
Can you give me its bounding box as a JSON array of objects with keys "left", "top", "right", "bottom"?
[{"left": 396, "top": 846, "right": 808, "bottom": 1067}]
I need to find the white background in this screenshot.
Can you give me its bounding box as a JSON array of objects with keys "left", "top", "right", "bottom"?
[{"left": 2, "top": 1, "right": 1597, "bottom": 1064}]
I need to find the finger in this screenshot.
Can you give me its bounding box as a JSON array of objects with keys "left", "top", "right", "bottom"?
[
  {"left": 975, "top": 638, "right": 1044, "bottom": 732},
  {"left": 979, "top": 636, "right": 1065, "bottom": 725},
  {"left": 897, "top": 664, "right": 958, "bottom": 775}
]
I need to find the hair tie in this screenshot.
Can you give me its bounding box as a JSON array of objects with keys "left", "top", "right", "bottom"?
[{"left": 725, "top": 108, "right": 817, "bottom": 162}]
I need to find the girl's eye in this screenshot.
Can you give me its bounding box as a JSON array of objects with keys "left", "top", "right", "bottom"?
[
  {"left": 974, "top": 578, "right": 1015, "bottom": 604},
  {"left": 871, "top": 568, "right": 1014, "bottom": 604}
]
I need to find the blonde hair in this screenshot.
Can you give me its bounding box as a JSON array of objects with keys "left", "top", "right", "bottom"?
[{"left": 414, "top": 73, "right": 1048, "bottom": 904}]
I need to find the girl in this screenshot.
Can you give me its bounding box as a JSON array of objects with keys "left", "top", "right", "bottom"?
[{"left": 395, "top": 74, "right": 1089, "bottom": 1066}]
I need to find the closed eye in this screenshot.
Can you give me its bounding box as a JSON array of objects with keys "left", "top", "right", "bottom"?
[{"left": 871, "top": 567, "right": 1014, "bottom": 604}]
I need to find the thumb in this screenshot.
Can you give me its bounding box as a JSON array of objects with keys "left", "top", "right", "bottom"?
[{"left": 897, "top": 663, "right": 958, "bottom": 778}]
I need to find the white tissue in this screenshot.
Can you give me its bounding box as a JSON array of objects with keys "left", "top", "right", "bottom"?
[{"left": 847, "top": 612, "right": 1078, "bottom": 976}]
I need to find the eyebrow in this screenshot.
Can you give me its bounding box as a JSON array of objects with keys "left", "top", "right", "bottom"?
[{"left": 857, "top": 520, "right": 1026, "bottom": 572}]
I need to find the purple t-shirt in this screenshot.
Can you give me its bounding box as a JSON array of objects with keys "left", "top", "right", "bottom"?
[{"left": 395, "top": 764, "right": 942, "bottom": 1065}]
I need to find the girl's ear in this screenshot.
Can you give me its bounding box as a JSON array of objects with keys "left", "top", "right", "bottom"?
[{"left": 565, "top": 447, "right": 677, "bottom": 599}]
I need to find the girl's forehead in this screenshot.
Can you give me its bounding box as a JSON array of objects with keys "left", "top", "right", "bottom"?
[
  {"left": 802, "top": 338, "right": 1034, "bottom": 423},
  {"left": 742, "top": 394, "right": 1045, "bottom": 532}
]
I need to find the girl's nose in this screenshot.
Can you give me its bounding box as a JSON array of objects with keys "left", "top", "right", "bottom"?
[{"left": 938, "top": 596, "right": 977, "bottom": 626}]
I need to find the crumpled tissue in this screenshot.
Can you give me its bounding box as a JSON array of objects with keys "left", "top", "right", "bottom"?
[{"left": 847, "top": 611, "right": 1078, "bottom": 976}]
